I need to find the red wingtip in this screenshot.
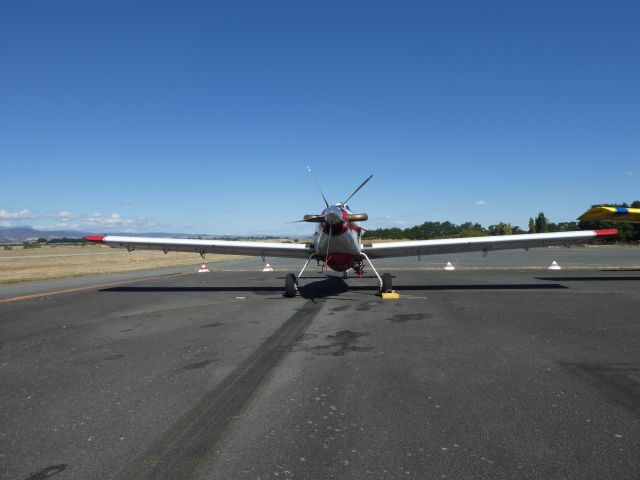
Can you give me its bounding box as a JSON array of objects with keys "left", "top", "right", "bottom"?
[
  {"left": 85, "top": 235, "right": 105, "bottom": 243},
  {"left": 594, "top": 229, "right": 618, "bottom": 237}
]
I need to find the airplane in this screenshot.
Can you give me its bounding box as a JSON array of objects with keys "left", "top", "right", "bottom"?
[
  {"left": 86, "top": 172, "right": 618, "bottom": 297},
  {"left": 579, "top": 206, "right": 640, "bottom": 224}
]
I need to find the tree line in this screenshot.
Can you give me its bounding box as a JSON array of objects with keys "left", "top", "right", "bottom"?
[{"left": 363, "top": 202, "right": 640, "bottom": 243}]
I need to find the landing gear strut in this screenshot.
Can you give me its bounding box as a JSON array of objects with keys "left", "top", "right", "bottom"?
[
  {"left": 284, "top": 254, "right": 315, "bottom": 298},
  {"left": 284, "top": 253, "right": 392, "bottom": 297}
]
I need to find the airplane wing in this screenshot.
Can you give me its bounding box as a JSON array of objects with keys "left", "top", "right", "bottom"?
[
  {"left": 578, "top": 206, "right": 640, "bottom": 223},
  {"left": 85, "top": 235, "right": 313, "bottom": 259},
  {"left": 361, "top": 229, "right": 617, "bottom": 259}
]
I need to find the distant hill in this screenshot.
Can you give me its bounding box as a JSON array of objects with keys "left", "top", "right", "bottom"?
[
  {"left": 0, "top": 226, "right": 298, "bottom": 243},
  {"left": 0, "top": 227, "right": 90, "bottom": 243}
]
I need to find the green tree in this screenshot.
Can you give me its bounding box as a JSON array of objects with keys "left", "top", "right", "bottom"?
[
  {"left": 528, "top": 217, "right": 535, "bottom": 233},
  {"left": 364, "top": 219, "right": 529, "bottom": 240},
  {"left": 488, "top": 223, "right": 513, "bottom": 236},
  {"left": 548, "top": 221, "right": 579, "bottom": 232},
  {"left": 457, "top": 222, "right": 486, "bottom": 237},
  {"left": 535, "top": 212, "right": 549, "bottom": 233}
]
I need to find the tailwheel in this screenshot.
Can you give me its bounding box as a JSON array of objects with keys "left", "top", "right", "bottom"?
[
  {"left": 381, "top": 273, "right": 393, "bottom": 293},
  {"left": 284, "top": 273, "right": 297, "bottom": 298}
]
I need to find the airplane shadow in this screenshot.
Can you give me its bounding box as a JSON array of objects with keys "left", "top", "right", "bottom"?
[
  {"left": 599, "top": 269, "right": 640, "bottom": 272},
  {"left": 276, "top": 275, "right": 383, "bottom": 280},
  {"left": 102, "top": 286, "right": 284, "bottom": 294},
  {"left": 101, "top": 279, "right": 350, "bottom": 300},
  {"left": 102, "top": 277, "right": 568, "bottom": 300},
  {"left": 393, "top": 283, "right": 568, "bottom": 291},
  {"left": 536, "top": 276, "right": 640, "bottom": 282},
  {"left": 299, "top": 277, "right": 349, "bottom": 299}
]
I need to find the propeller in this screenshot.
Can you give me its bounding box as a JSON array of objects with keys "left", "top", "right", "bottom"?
[
  {"left": 291, "top": 212, "right": 367, "bottom": 224},
  {"left": 307, "top": 166, "right": 329, "bottom": 208},
  {"left": 287, "top": 214, "right": 325, "bottom": 224},
  {"left": 339, "top": 175, "right": 372, "bottom": 222},
  {"left": 289, "top": 170, "right": 372, "bottom": 224},
  {"left": 340, "top": 174, "right": 373, "bottom": 208}
]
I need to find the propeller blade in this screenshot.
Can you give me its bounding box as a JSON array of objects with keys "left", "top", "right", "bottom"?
[
  {"left": 303, "top": 214, "right": 326, "bottom": 222},
  {"left": 286, "top": 214, "right": 326, "bottom": 224},
  {"left": 341, "top": 174, "right": 373, "bottom": 206},
  {"left": 347, "top": 213, "right": 368, "bottom": 222},
  {"left": 307, "top": 166, "right": 329, "bottom": 208}
]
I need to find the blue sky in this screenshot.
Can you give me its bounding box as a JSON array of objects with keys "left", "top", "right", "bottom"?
[{"left": 1, "top": 1, "right": 638, "bottom": 235}]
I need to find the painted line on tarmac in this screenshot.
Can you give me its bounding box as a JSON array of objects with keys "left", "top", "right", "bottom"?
[
  {"left": 124, "top": 298, "right": 324, "bottom": 480},
  {"left": 0, "top": 272, "right": 192, "bottom": 304}
]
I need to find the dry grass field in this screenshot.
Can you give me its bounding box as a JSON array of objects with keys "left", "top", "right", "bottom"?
[{"left": 0, "top": 244, "right": 245, "bottom": 284}]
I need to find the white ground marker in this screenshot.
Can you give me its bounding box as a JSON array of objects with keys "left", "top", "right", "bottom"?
[
  {"left": 262, "top": 263, "right": 274, "bottom": 272},
  {"left": 444, "top": 261, "right": 456, "bottom": 271},
  {"left": 548, "top": 260, "right": 562, "bottom": 270},
  {"left": 198, "top": 264, "right": 210, "bottom": 273}
]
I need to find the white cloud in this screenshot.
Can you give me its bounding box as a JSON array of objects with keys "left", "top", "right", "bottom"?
[
  {"left": 369, "top": 215, "right": 412, "bottom": 228},
  {"left": 475, "top": 200, "right": 486, "bottom": 206},
  {"left": 0, "top": 208, "right": 162, "bottom": 232},
  {"left": 85, "top": 212, "right": 157, "bottom": 230},
  {"left": 45, "top": 211, "right": 79, "bottom": 220},
  {"left": 58, "top": 211, "right": 78, "bottom": 219},
  {"left": 37, "top": 222, "right": 82, "bottom": 230},
  {"left": 0, "top": 209, "right": 35, "bottom": 219}
]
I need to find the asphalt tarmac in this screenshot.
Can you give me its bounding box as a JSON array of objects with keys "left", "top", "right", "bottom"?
[{"left": 2, "top": 261, "right": 640, "bottom": 479}]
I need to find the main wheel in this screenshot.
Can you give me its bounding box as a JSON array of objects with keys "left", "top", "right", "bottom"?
[
  {"left": 381, "top": 273, "right": 393, "bottom": 293},
  {"left": 284, "top": 273, "right": 297, "bottom": 298}
]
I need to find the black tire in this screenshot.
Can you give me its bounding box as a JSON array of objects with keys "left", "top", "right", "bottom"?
[
  {"left": 284, "top": 273, "right": 297, "bottom": 298},
  {"left": 381, "top": 273, "right": 392, "bottom": 293}
]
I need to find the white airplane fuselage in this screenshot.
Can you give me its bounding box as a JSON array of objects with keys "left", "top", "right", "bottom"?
[{"left": 311, "top": 204, "right": 363, "bottom": 272}]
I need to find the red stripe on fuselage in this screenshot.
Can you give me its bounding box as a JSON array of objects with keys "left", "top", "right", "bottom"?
[
  {"left": 326, "top": 252, "right": 356, "bottom": 271},
  {"left": 322, "top": 222, "right": 348, "bottom": 236},
  {"left": 346, "top": 222, "right": 362, "bottom": 234}
]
